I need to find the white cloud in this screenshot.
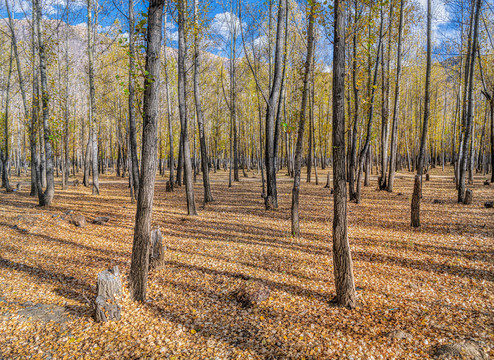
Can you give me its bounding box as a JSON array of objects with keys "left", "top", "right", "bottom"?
[
  {"left": 210, "top": 11, "right": 245, "bottom": 41},
  {"left": 417, "top": 0, "right": 449, "bottom": 23}
]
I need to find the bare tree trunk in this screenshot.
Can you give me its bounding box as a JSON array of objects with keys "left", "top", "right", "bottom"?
[
  {"left": 30, "top": 7, "right": 39, "bottom": 196},
  {"left": 163, "top": 0, "right": 174, "bottom": 188},
  {"left": 129, "top": 0, "right": 165, "bottom": 301},
  {"left": 128, "top": 0, "right": 139, "bottom": 197},
  {"left": 2, "top": 44, "right": 13, "bottom": 191},
  {"left": 332, "top": 0, "right": 357, "bottom": 309},
  {"left": 291, "top": 1, "right": 315, "bottom": 237},
  {"left": 192, "top": 0, "right": 213, "bottom": 203},
  {"left": 177, "top": 0, "right": 197, "bottom": 215},
  {"left": 63, "top": 8, "right": 70, "bottom": 190},
  {"left": 387, "top": 0, "right": 404, "bottom": 192},
  {"left": 411, "top": 0, "right": 432, "bottom": 226},
  {"left": 458, "top": 0, "right": 482, "bottom": 202},
  {"left": 87, "top": 0, "right": 99, "bottom": 195},
  {"left": 264, "top": 0, "right": 286, "bottom": 209},
  {"left": 35, "top": 0, "right": 55, "bottom": 206},
  {"left": 355, "top": 5, "right": 384, "bottom": 203}
]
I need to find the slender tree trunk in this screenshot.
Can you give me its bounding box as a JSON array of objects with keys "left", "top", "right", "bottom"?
[
  {"left": 291, "top": 1, "right": 315, "bottom": 237},
  {"left": 355, "top": 5, "right": 384, "bottom": 203},
  {"left": 129, "top": 0, "right": 165, "bottom": 301},
  {"left": 128, "top": 0, "right": 139, "bottom": 197},
  {"left": 387, "top": 0, "right": 404, "bottom": 192},
  {"left": 87, "top": 0, "right": 99, "bottom": 195},
  {"left": 2, "top": 44, "right": 13, "bottom": 191},
  {"left": 332, "top": 0, "right": 357, "bottom": 309},
  {"left": 264, "top": 0, "right": 286, "bottom": 209},
  {"left": 458, "top": 0, "right": 482, "bottom": 202},
  {"left": 178, "top": 0, "right": 197, "bottom": 215},
  {"left": 35, "top": 0, "right": 55, "bottom": 206},
  {"left": 163, "top": 0, "right": 174, "bottom": 188},
  {"left": 192, "top": 0, "right": 213, "bottom": 202},
  {"left": 411, "top": 0, "right": 432, "bottom": 226}
]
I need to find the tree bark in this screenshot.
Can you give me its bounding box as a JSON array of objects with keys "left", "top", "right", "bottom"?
[
  {"left": 332, "top": 0, "right": 357, "bottom": 309},
  {"left": 193, "top": 0, "right": 213, "bottom": 203},
  {"left": 177, "top": 0, "right": 197, "bottom": 215},
  {"left": 291, "top": 1, "right": 315, "bottom": 237},
  {"left": 35, "top": 0, "right": 55, "bottom": 206},
  {"left": 387, "top": 0, "right": 404, "bottom": 192},
  {"left": 264, "top": 0, "right": 286, "bottom": 209},
  {"left": 129, "top": 0, "right": 165, "bottom": 301},
  {"left": 128, "top": 0, "right": 139, "bottom": 198}
]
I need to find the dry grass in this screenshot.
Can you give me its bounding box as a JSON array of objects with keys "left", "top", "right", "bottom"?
[{"left": 0, "top": 166, "right": 493, "bottom": 359}]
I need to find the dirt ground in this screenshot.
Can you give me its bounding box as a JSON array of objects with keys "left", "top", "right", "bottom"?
[{"left": 0, "top": 167, "right": 493, "bottom": 359}]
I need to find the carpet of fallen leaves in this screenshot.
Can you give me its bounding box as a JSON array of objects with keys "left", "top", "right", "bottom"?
[{"left": 0, "top": 167, "right": 493, "bottom": 359}]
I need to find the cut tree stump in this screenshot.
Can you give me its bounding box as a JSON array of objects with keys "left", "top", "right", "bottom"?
[
  {"left": 149, "top": 228, "right": 165, "bottom": 270},
  {"left": 433, "top": 340, "right": 488, "bottom": 359},
  {"left": 92, "top": 217, "right": 110, "bottom": 225},
  {"left": 233, "top": 282, "right": 270, "bottom": 308},
  {"left": 165, "top": 181, "right": 173, "bottom": 192},
  {"left": 94, "top": 266, "right": 122, "bottom": 322},
  {"left": 464, "top": 189, "right": 473, "bottom": 205},
  {"left": 68, "top": 214, "right": 86, "bottom": 228},
  {"left": 411, "top": 175, "right": 422, "bottom": 228}
]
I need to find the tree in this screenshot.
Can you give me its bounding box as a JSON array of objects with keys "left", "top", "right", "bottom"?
[
  {"left": 193, "top": 0, "right": 213, "bottom": 203},
  {"left": 128, "top": 0, "right": 139, "bottom": 198},
  {"left": 291, "top": 0, "right": 316, "bottom": 237},
  {"left": 129, "top": 0, "right": 165, "bottom": 301},
  {"left": 177, "top": 0, "right": 197, "bottom": 215},
  {"left": 264, "top": 0, "right": 286, "bottom": 209},
  {"left": 387, "top": 0, "right": 405, "bottom": 192},
  {"left": 332, "top": 0, "right": 357, "bottom": 309},
  {"left": 458, "top": 0, "right": 483, "bottom": 202},
  {"left": 87, "top": 0, "right": 99, "bottom": 195},
  {"left": 35, "top": 0, "right": 55, "bottom": 206},
  {"left": 411, "top": 0, "right": 432, "bottom": 227}
]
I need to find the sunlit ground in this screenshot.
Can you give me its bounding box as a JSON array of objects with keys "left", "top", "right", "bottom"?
[{"left": 0, "top": 166, "right": 493, "bottom": 359}]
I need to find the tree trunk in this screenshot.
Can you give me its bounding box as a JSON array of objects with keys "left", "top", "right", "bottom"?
[
  {"left": 264, "top": 0, "right": 286, "bottom": 209},
  {"left": 128, "top": 0, "right": 139, "bottom": 197},
  {"left": 332, "top": 0, "right": 357, "bottom": 309},
  {"left": 129, "top": 0, "right": 165, "bottom": 301},
  {"left": 458, "top": 0, "right": 482, "bottom": 202},
  {"left": 35, "top": 0, "right": 55, "bottom": 206},
  {"left": 387, "top": 0, "right": 404, "bottom": 192},
  {"left": 177, "top": 0, "right": 197, "bottom": 215},
  {"left": 87, "top": 0, "right": 99, "bottom": 195},
  {"left": 291, "top": 2, "right": 315, "bottom": 237}
]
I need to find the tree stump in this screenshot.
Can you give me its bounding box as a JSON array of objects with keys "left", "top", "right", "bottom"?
[
  {"left": 165, "top": 181, "right": 173, "bottom": 192},
  {"left": 324, "top": 172, "right": 331, "bottom": 188},
  {"left": 68, "top": 214, "right": 86, "bottom": 228},
  {"left": 464, "top": 189, "right": 473, "bottom": 205},
  {"left": 425, "top": 173, "right": 430, "bottom": 181},
  {"left": 233, "top": 282, "right": 270, "bottom": 308},
  {"left": 94, "top": 266, "right": 122, "bottom": 322},
  {"left": 149, "top": 228, "right": 165, "bottom": 270},
  {"left": 433, "top": 340, "right": 488, "bottom": 360},
  {"left": 92, "top": 217, "right": 110, "bottom": 225},
  {"left": 72, "top": 179, "right": 79, "bottom": 187},
  {"left": 264, "top": 196, "right": 274, "bottom": 210},
  {"left": 411, "top": 175, "right": 421, "bottom": 228}
]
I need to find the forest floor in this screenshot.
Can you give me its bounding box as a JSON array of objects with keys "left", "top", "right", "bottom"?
[{"left": 0, "top": 166, "right": 493, "bottom": 359}]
